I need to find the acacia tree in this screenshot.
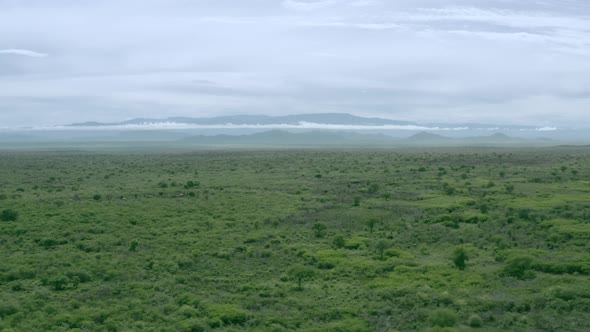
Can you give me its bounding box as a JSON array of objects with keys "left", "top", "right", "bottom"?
[
  {"left": 287, "top": 265, "right": 316, "bottom": 290},
  {"left": 374, "top": 239, "right": 390, "bottom": 260},
  {"left": 366, "top": 219, "right": 378, "bottom": 234}
]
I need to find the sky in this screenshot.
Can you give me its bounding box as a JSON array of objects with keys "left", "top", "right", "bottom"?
[{"left": 0, "top": 0, "right": 589, "bottom": 128}]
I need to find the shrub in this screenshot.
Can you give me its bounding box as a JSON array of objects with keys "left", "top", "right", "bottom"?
[
  {"left": 65, "top": 270, "right": 92, "bottom": 283},
  {"left": 185, "top": 181, "right": 200, "bottom": 188},
  {"left": 207, "top": 304, "right": 249, "bottom": 326},
  {"left": 129, "top": 240, "right": 139, "bottom": 252},
  {"left": 429, "top": 308, "right": 457, "bottom": 327},
  {"left": 317, "top": 261, "right": 335, "bottom": 270},
  {"left": 312, "top": 223, "right": 327, "bottom": 238},
  {"left": 469, "top": 314, "right": 483, "bottom": 328},
  {"left": 49, "top": 276, "right": 69, "bottom": 291},
  {"left": 502, "top": 256, "right": 536, "bottom": 280},
  {"left": 333, "top": 235, "right": 346, "bottom": 248},
  {"left": 0, "top": 303, "right": 19, "bottom": 318},
  {"left": 0, "top": 209, "right": 18, "bottom": 222},
  {"left": 452, "top": 247, "right": 468, "bottom": 270},
  {"left": 179, "top": 318, "right": 206, "bottom": 332}
]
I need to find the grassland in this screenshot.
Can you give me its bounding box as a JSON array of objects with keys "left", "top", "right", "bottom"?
[{"left": 1, "top": 148, "right": 589, "bottom": 331}]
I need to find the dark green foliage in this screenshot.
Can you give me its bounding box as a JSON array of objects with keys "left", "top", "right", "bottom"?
[
  {"left": 287, "top": 265, "right": 316, "bottom": 290},
  {"left": 366, "top": 218, "right": 378, "bottom": 233},
  {"left": 0, "top": 303, "right": 18, "bottom": 318},
  {"left": 374, "top": 239, "right": 390, "bottom": 260},
  {"left": 333, "top": 235, "right": 346, "bottom": 248},
  {"left": 505, "top": 184, "right": 515, "bottom": 194},
  {"left": 353, "top": 196, "right": 361, "bottom": 206},
  {"left": 0, "top": 209, "right": 18, "bottom": 221},
  {"left": 469, "top": 314, "right": 483, "bottom": 328},
  {"left": 502, "top": 256, "right": 536, "bottom": 280},
  {"left": 367, "top": 183, "right": 380, "bottom": 194},
  {"left": 312, "top": 223, "right": 327, "bottom": 238},
  {"left": 452, "top": 247, "right": 468, "bottom": 270},
  {"left": 49, "top": 275, "right": 69, "bottom": 291},
  {"left": 429, "top": 308, "right": 457, "bottom": 327},
  {"left": 185, "top": 180, "right": 200, "bottom": 189},
  {"left": 129, "top": 239, "right": 139, "bottom": 252}
]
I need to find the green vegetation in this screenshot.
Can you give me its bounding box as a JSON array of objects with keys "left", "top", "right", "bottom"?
[
  {"left": 0, "top": 209, "right": 18, "bottom": 222},
  {"left": 1, "top": 148, "right": 590, "bottom": 331},
  {"left": 452, "top": 247, "right": 468, "bottom": 270}
]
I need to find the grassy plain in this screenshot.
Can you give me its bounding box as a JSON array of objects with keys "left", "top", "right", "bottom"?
[{"left": 1, "top": 148, "right": 589, "bottom": 331}]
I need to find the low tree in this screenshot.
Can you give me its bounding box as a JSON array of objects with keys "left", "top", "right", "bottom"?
[
  {"left": 374, "top": 239, "right": 390, "bottom": 260},
  {"left": 366, "top": 219, "right": 378, "bottom": 234},
  {"left": 287, "top": 265, "right": 316, "bottom": 290}
]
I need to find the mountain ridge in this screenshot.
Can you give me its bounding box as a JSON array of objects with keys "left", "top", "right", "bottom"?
[
  {"left": 66, "top": 113, "right": 540, "bottom": 130},
  {"left": 69, "top": 113, "right": 417, "bottom": 127}
]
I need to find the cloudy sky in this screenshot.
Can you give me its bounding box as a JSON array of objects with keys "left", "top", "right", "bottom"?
[{"left": 1, "top": 0, "right": 589, "bottom": 127}]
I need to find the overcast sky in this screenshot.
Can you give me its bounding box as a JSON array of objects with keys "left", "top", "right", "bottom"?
[{"left": 1, "top": 0, "right": 589, "bottom": 127}]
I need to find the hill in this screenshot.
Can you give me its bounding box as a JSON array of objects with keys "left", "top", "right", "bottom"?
[{"left": 181, "top": 130, "right": 395, "bottom": 146}]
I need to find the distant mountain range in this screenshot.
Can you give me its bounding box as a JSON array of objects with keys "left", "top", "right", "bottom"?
[
  {"left": 69, "top": 113, "right": 415, "bottom": 127},
  {"left": 67, "top": 113, "right": 538, "bottom": 130},
  {"left": 2, "top": 113, "right": 580, "bottom": 147}
]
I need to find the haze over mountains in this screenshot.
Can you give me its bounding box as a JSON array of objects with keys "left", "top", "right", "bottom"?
[
  {"left": 66, "top": 113, "right": 545, "bottom": 131},
  {"left": 1, "top": 113, "right": 587, "bottom": 148}
]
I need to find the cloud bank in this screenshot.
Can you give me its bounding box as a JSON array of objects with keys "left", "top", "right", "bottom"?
[
  {"left": 0, "top": 0, "right": 588, "bottom": 127},
  {"left": 36, "top": 121, "right": 557, "bottom": 132}
]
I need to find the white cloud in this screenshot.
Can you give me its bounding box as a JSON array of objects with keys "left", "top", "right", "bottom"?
[
  {"left": 535, "top": 126, "right": 558, "bottom": 132},
  {"left": 0, "top": 49, "right": 47, "bottom": 57},
  {"left": 40, "top": 121, "right": 471, "bottom": 131},
  {"left": 282, "top": 0, "right": 340, "bottom": 11}
]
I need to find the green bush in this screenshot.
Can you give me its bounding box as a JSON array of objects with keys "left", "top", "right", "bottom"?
[
  {"left": 502, "top": 256, "right": 536, "bottom": 280},
  {"left": 49, "top": 275, "right": 69, "bottom": 291},
  {"left": 207, "top": 304, "right": 249, "bottom": 326},
  {"left": 333, "top": 235, "right": 346, "bottom": 248},
  {"left": 179, "top": 318, "right": 206, "bottom": 332},
  {"left": 429, "top": 309, "right": 457, "bottom": 327},
  {"left": 468, "top": 314, "right": 483, "bottom": 328},
  {"left": 313, "top": 223, "right": 327, "bottom": 238},
  {"left": 452, "top": 247, "right": 468, "bottom": 270},
  {"left": 0, "top": 209, "right": 18, "bottom": 222},
  {"left": 0, "top": 303, "right": 19, "bottom": 318}
]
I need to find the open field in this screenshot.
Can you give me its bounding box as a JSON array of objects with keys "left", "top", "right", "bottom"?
[{"left": 1, "top": 148, "right": 590, "bottom": 331}]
